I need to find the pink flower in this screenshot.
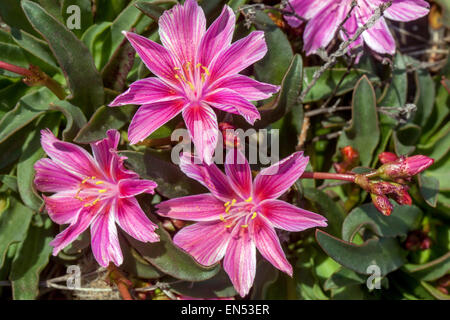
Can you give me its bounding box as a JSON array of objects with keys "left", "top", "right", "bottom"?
[
  {"left": 377, "top": 155, "right": 434, "bottom": 179},
  {"left": 34, "top": 129, "right": 159, "bottom": 267},
  {"left": 285, "top": 0, "right": 430, "bottom": 56},
  {"left": 156, "top": 150, "right": 327, "bottom": 297},
  {"left": 110, "top": 0, "right": 280, "bottom": 164}
]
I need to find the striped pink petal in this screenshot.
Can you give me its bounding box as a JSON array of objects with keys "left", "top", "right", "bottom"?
[
  {"left": 158, "top": 0, "right": 206, "bottom": 64},
  {"left": 361, "top": 17, "right": 396, "bottom": 54},
  {"left": 128, "top": 99, "right": 186, "bottom": 145},
  {"left": 223, "top": 227, "right": 256, "bottom": 297},
  {"left": 225, "top": 149, "right": 252, "bottom": 200},
  {"left": 43, "top": 191, "right": 83, "bottom": 225},
  {"left": 383, "top": 0, "right": 430, "bottom": 22},
  {"left": 109, "top": 78, "right": 182, "bottom": 106},
  {"left": 173, "top": 221, "right": 232, "bottom": 266},
  {"left": 34, "top": 158, "right": 80, "bottom": 193},
  {"left": 156, "top": 194, "right": 225, "bottom": 221},
  {"left": 182, "top": 104, "right": 218, "bottom": 165},
  {"left": 285, "top": 0, "right": 334, "bottom": 27},
  {"left": 258, "top": 199, "right": 328, "bottom": 231},
  {"left": 118, "top": 178, "right": 157, "bottom": 198},
  {"left": 116, "top": 197, "right": 159, "bottom": 243},
  {"left": 253, "top": 151, "right": 309, "bottom": 202},
  {"left": 249, "top": 215, "right": 292, "bottom": 276}
]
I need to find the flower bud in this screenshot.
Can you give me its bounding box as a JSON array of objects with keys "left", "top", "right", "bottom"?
[
  {"left": 378, "top": 152, "right": 398, "bottom": 164},
  {"left": 377, "top": 155, "right": 434, "bottom": 180},
  {"left": 371, "top": 194, "right": 393, "bottom": 216},
  {"left": 334, "top": 146, "right": 360, "bottom": 173},
  {"left": 391, "top": 187, "right": 412, "bottom": 206}
]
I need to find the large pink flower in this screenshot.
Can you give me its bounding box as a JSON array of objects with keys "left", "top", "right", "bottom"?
[
  {"left": 34, "top": 129, "right": 159, "bottom": 267},
  {"left": 285, "top": 0, "right": 430, "bottom": 55},
  {"left": 109, "top": 0, "right": 280, "bottom": 164},
  {"left": 156, "top": 150, "right": 327, "bottom": 297}
]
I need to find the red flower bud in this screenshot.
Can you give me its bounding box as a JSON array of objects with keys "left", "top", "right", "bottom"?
[
  {"left": 392, "top": 188, "right": 412, "bottom": 206},
  {"left": 405, "top": 230, "right": 432, "bottom": 251},
  {"left": 371, "top": 194, "right": 393, "bottom": 216},
  {"left": 378, "top": 152, "right": 399, "bottom": 164},
  {"left": 334, "top": 146, "right": 360, "bottom": 173},
  {"left": 377, "top": 155, "right": 434, "bottom": 180}
]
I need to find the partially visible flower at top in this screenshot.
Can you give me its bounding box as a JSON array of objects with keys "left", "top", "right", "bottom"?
[
  {"left": 156, "top": 149, "right": 327, "bottom": 297},
  {"left": 34, "top": 129, "right": 159, "bottom": 267},
  {"left": 377, "top": 155, "right": 434, "bottom": 180},
  {"left": 110, "top": 0, "right": 280, "bottom": 164},
  {"left": 378, "top": 151, "right": 399, "bottom": 164},
  {"left": 285, "top": 0, "right": 430, "bottom": 56}
]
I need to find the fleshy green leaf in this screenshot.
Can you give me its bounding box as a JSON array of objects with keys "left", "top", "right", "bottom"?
[{"left": 418, "top": 174, "right": 439, "bottom": 207}]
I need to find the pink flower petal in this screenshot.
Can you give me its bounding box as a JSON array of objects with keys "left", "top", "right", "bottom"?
[
  {"left": 210, "top": 74, "right": 280, "bottom": 101},
  {"left": 285, "top": 0, "right": 334, "bottom": 28},
  {"left": 384, "top": 0, "right": 430, "bottom": 22},
  {"left": 182, "top": 104, "right": 218, "bottom": 165},
  {"left": 249, "top": 215, "right": 292, "bottom": 276},
  {"left": 204, "top": 88, "right": 260, "bottom": 125},
  {"left": 118, "top": 178, "right": 157, "bottom": 198},
  {"left": 109, "top": 78, "right": 182, "bottom": 107},
  {"left": 156, "top": 193, "right": 225, "bottom": 221},
  {"left": 173, "top": 221, "right": 231, "bottom": 266},
  {"left": 302, "top": 2, "right": 349, "bottom": 55},
  {"left": 179, "top": 152, "right": 237, "bottom": 201},
  {"left": 50, "top": 207, "right": 97, "bottom": 256},
  {"left": 34, "top": 158, "right": 80, "bottom": 193},
  {"left": 128, "top": 99, "right": 186, "bottom": 144},
  {"left": 208, "top": 31, "right": 267, "bottom": 82},
  {"left": 223, "top": 228, "right": 256, "bottom": 297},
  {"left": 158, "top": 0, "right": 206, "bottom": 64},
  {"left": 198, "top": 5, "right": 235, "bottom": 67},
  {"left": 116, "top": 197, "right": 159, "bottom": 243},
  {"left": 90, "top": 200, "right": 123, "bottom": 267},
  {"left": 90, "top": 129, "right": 120, "bottom": 177},
  {"left": 123, "top": 31, "right": 180, "bottom": 85},
  {"left": 225, "top": 149, "right": 252, "bottom": 200},
  {"left": 43, "top": 191, "right": 83, "bottom": 225},
  {"left": 361, "top": 17, "right": 396, "bottom": 54},
  {"left": 258, "top": 199, "right": 327, "bottom": 232},
  {"left": 253, "top": 151, "right": 309, "bottom": 202},
  {"left": 40, "top": 129, "right": 102, "bottom": 179}
]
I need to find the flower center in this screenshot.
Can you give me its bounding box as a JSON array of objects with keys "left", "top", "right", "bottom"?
[
  {"left": 173, "top": 62, "right": 210, "bottom": 98},
  {"left": 220, "top": 197, "right": 258, "bottom": 230},
  {"left": 74, "top": 176, "right": 114, "bottom": 208}
]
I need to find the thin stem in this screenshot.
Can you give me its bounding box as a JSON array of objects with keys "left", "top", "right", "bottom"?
[
  {"left": 301, "top": 171, "right": 356, "bottom": 182},
  {"left": 0, "top": 61, "right": 33, "bottom": 77},
  {"left": 107, "top": 264, "right": 133, "bottom": 300}
]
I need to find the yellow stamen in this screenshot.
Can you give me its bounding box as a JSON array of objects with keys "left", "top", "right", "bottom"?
[
  {"left": 241, "top": 224, "right": 248, "bottom": 228},
  {"left": 98, "top": 189, "right": 107, "bottom": 193},
  {"left": 245, "top": 197, "right": 253, "bottom": 203},
  {"left": 95, "top": 181, "right": 104, "bottom": 185},
  {"left": 81, "top": 177, "right": 89, "bottom": 184},
  {"left": 224, "top": 201, "right": 230, "bottom": 207},
  {"left": 231, "top": 199, "right": 237, "bottom": 205},
  {"left": 225, "top": 225, "right": 232, "bottom": 228},
  {"left": 225, "top": 206, "right": 231, "bottom": 213},
  {"left": 174, "top": 67, "right": 181, "bottom": 70},
  {"left": 187, "top": 81, "right": 195, "bottom": 91},
  {"left": 196, "top": 63, "right": 202, "bottom": 68},
  {"left": 175, "top": 74, "right": 180, "bottom": 80},
  {"left": 251, "top": 212, "right": 257, "bottom": 220},
  {"left": 201, "top": 66, "right": 210, "bottom": 76},
  {"left": 91, "top": 176, "right": 96, "bottom": 180},
  {"left": 219, "top": 215, "right": 225, "bottom": 222}
]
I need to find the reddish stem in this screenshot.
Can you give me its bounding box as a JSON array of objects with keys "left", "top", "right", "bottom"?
[
  {"left": 0, "top": 61, "right": 33, "bottom": 77},
  {"left": 301, "top": 171, "right": 356, "bottom": 182},
  {"left": 107, "top": 264, "right": 133, "bottom": 300}
]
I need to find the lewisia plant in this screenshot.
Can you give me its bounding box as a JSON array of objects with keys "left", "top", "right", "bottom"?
[
  {"left": 109, "top": 0, "right": 280, "bottom": 164},
  {"left": 34, "top": 129, "right": 159, "bottom": 267},
  {"left": 156, "top": 149, "right": 327, "bottom": 296},
  {"left": 285, "top": 0, "right": 430, "bottom": 56}
]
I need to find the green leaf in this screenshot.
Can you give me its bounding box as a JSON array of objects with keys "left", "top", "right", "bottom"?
[
  {"left": 337, "top": 76, "right": 380, "bottom": 166},
  {"left": 254, "top": 54, "right": 303, "bottom": 129},
  {"left": 170, "top": 269, "right": 237, "bottom": 299},
  {"left": 49, "top": 100, "right": 87, "bottom": 141},
  {"left": 413, "top": 68, "right": 436, "bottom": 127},
  {"left": 323, "top": 267, "right": 366, "bottom": 291},
  {"left": 303, "top": 187, "right": 346, "bottom": 237},
  {"left": 125, "top": 226, "right": 220, "bottom": 282},
  {"left": 121, "top": 150, "right": 207, "bottom": 199},
  {"left": 420, "top": 281, "right": 450, "bottom": 300},
  {"left": 403, "top": 252, "right": 450, "bottom": 282},
  {"left": 135, "top": 1, "right": 167, "bottom": 20},
  {"left": 22, "top": 0, "right": 104, "bottom": 113},
  {"left": 0, "top": 175, "right": 18, "bottom": 193},
  {"left": 10, "top": 217, "right": 54, "bottom": 300},
  {"left": 342, "top": 203, "right": 422, "bottom": 242},
  {"left": 379, "top": 53, "right": 407, "bottom": 107},
  {"left": 0, "top": 42, "right": 29, "bottom": 78},
  {"left": 316, "top": 229, "right": 407, "bottom": 276},
  {"left": 0, "top": 197, "right": 34, "bottom": 269},
  {"left": 0, "top": 0, "right": 39, "bottom": 37},
  {"left": 393, "top": 123, "right": 422, "bottom": 156},
  {"left": 0, "top": 88, "right": 56, "bottom": 144},
  {"left": 17, "top": 113, "right": 61, "bottom": 212},
  {"left": 302, "top": 68, "right": 379, "bottom": 103},
  {"left": 254, "top": 11, "right": 293, "bottom": 85},
  {"left": 418, "top": 174, "right": 439, "bottom": 208},
  {"left": 74, "top": 105, "right": 135, "bottom": 143},
  {"left": 251, "top": 259, "right": 279, "bottom": 299}
]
